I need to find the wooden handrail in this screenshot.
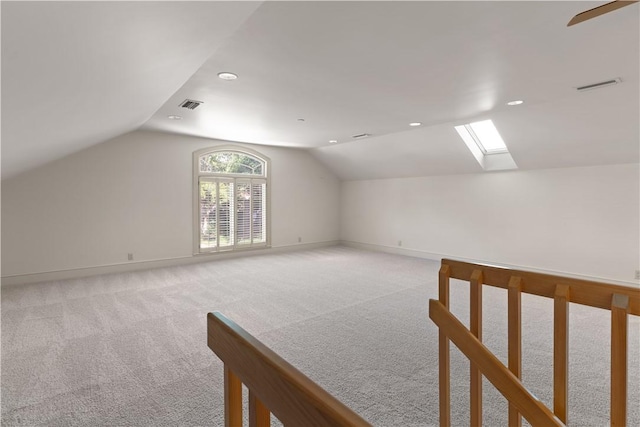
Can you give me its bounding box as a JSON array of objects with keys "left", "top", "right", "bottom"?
[
  {"left": 441, "top": 259, "right": 640, "bottom": 314},
  {"left": 434, "top": 259, "right": 639, "bottom": 427},
  {"left": 207, "top": 312, "right": 372, "bottom": 427},
  {"left": 429, "top": 299, "right": 564, "bottom": 427}
]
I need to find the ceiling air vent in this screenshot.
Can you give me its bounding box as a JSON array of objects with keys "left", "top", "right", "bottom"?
[
  {"left": 576, "top": 78, "right": 621, "bottom": 92},
  {"left": 179, "top": 99, "right": 203, "bottom": 110},
  {"left": 352, "top": 133, "right": 371, "bottom": 139}
]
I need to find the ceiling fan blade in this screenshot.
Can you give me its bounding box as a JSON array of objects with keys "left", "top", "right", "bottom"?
[{"left": 568, "top": 0, "right": 639, "bottom": 26}]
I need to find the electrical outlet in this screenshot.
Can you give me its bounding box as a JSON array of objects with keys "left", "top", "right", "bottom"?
[
  {"left": 128, "top": 253, "right": 133, "bottom": 261},
  {"left": 398, "top": 240, "right": 402, "bottom": 247},
  {"left": 298, "top": 237, "right": 302, "bottom": 243},
  {"left": 635, "top": 270, "right": 640, "bottom": 280}
]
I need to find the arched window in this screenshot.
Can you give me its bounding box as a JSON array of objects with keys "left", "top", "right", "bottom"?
[{"left": 194, "top": 147, "right": 269, "bottom": 253}]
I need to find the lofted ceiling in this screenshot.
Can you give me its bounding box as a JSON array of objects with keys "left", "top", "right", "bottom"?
[
  {"left": 2, "top": 1, "right": 638, "bottom": 181},
  {"left": 1, "top": 1, "right": 262, "bottom": 179}
]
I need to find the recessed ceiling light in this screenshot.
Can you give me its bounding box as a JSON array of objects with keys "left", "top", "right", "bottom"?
[
  {"left": 409, "top": 122, "right": 422, "bottom": 127},
  {"left": 217, "top": 72, "right": 238, "bottom": 80},
  {"left": 167, "top": 115, "right": 182, "bottom": 120},
  {"left": 329, "top": 140, "right": 338, "bottom": 144},
  {"left": 506, "top": 100, "right": 524, "bottom": 106}
]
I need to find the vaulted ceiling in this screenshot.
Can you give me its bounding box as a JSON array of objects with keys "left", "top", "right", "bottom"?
[{"left": 2, "top": 1, "right": 638, "bottom": 180}]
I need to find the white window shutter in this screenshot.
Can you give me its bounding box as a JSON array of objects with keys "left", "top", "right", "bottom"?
[
  {"left": 252, "top": 181, "right": 266, "bottom": 244},
  {"left": 218, "top": 180, "right": 234, "bottom": 248},
  {"left": 199, "top": 179, "right": 218, "bottom": 250},
  {"left": 236, "top": 180, "right": 252, "bottom": 246}
]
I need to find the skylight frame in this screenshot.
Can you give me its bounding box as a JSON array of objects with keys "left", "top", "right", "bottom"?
[{"left": 455, "top": 120, "right": 509, "bottom": 155}]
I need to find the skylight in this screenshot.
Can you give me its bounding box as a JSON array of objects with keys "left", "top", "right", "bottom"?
[
  {"left": 454, "top": 119, "right": 517, "bottom": 171},
  {"left": 455, "top": 119, "right": 508, "bottom": 155}
]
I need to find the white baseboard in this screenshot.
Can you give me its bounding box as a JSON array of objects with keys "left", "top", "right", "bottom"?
[
  {"left": 340, "top": 240, "right": 640, "bottom": 288},
  {"left": 1, "top": 240, "right": 340, "bottom": 287},
  {"left": 341, "top": 241, "right": 443, "bottom": 261},
  {"left": 4, "top": 240, "right": 637, "bottom": 288}
]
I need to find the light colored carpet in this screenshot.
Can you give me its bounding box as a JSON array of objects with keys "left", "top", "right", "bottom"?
[{"left": 1, "top": 246, "right": 638, "bottom": 426}]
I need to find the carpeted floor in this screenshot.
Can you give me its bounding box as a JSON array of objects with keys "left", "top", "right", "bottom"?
[{"left": 1, "top": 246, "right": 638, "bottom": 426}]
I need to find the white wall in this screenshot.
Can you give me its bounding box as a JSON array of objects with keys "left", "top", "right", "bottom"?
[
  {"left": 1, "top": 131, "right": 340, "bottom": 279},
  {"left": 341, "top": 163, "right": 640, "bottom": 283}
]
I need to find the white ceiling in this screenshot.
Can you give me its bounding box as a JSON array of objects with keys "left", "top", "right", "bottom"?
[
  {"left": 1, "top": 1, "right": 261, "bottom": 179},
  {"left": 2, "top": 1, "right": 639, "bottom": 181}
]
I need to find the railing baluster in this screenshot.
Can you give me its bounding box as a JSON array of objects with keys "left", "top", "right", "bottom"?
[
  {"left": 434, "top": 259, "right": 639, "bottom": 427},
  {"left": 553, "top": 284, "right": 570, "bottom": 424},
  {"left": 210, "top": 313, "right": 371, "bottom": 426},
  {"left": 429, "top": 299, "right": 563, "bottom": 427},
  {"left": 470, "top": 269, "right": 483, "bottom": 427},
  {"left": 508, "top": 276, "right": 523, "bottom": 427},
  {"left": 611, "top": 294, "right": 629, "bottom": 427},
  {"left": 224, "top": 365, "right": 243, "bottom": 427},
  {"left": 439, "top": 264, "right": 451, "bottom": 427},
  {"left": 249, "top": 390, "right": 271, "bottom": 427}
]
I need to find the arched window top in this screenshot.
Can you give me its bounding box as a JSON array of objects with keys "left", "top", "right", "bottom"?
[
  {"left": 198, "top": 150, "right": 266, "bottom": 176},
  {"left": 193, "top": 146, "right": 270, "bottom": 254}
]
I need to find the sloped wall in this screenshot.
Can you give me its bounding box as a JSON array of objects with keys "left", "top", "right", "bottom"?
[
  {"left": 2, "top": 131, "right": 340, "bottom": 280},
  {"left": 341, "top": 163, "right": 640, "bottom": 284}
]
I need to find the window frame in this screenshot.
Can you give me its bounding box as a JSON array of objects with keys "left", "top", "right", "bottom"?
[{"left": 193, "top": 146, "right": 271, "bottom": 255}]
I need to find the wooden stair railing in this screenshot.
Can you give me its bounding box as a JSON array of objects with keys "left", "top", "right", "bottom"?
[
  {"left": 430, "top": 299, "right": 563, "bottom": 426},
  {"left": 207, "top": 312, "right": 372, "bottom": 427},
  {"left": 430, "top": 259, "right": 640, "bottom": 427}
]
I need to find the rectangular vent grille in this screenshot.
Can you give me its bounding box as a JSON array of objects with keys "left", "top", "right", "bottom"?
[
  {"left": 576, "top": 78, "right": 621, "bottom": 92},
  {"left": 179, "top": 99, "right": 203, "bottom": 110},
  {"left": 352, "top": 133, "right": 370, "bottom": 139}
]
